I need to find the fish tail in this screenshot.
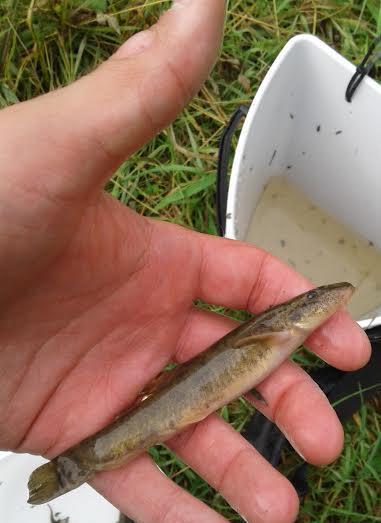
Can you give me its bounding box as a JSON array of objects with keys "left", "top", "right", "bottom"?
[
  {"left": 28, "top": 458, "right": 90, "bottom": 505},
  {"left": 28, "top": 461, "right": 63, "bottom": 505}
]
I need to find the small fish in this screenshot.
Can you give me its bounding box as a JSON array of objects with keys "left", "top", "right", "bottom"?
[{"left": 28, "top": 283, "right": 354, "bottom": 505}]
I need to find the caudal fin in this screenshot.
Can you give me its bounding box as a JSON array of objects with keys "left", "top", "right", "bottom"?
[
  {"left": 28, "top": 455, "right": 92, "bottom": 505},
  {"left": 28, "top": 461, "right": 63, "bottom": 505}
]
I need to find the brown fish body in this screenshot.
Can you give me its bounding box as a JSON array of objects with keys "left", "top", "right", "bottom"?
[
  {"left": 74, "top": 326, "right": 284, "bottom": 469},
  {"left": 27, "top": 283, "right": 354, "bottom": 504}
]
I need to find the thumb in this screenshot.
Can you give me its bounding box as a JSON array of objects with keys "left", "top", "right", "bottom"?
[{"left": 0, "top": 0, "right": 225, "bottom": 202}]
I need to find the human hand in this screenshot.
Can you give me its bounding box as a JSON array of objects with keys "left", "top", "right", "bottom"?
[{"left": 0, "top": 1, "right": 370, "bottom": 522}]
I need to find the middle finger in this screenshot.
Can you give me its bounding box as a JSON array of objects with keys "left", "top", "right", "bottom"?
[{"left": 168, "top": 414, "right": 299, "bottom": 523}]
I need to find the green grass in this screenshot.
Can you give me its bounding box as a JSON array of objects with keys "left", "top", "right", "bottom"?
[{"left": 1, "top": 0, "right": 381, "bottom": 521}]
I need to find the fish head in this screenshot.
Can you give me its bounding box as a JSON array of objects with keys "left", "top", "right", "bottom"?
[
  {"left": 257, "top": 282, "right": 354, "bottom": 338},
  {"left": 230, "top": 283, "right": 355, "bottom": 394},
  {"left": 283, "top": 282, "right": 354, "bottom": 334}
]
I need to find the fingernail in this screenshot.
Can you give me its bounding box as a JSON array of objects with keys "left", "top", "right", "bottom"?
[
  {"left": 282, "top": 429, "right": 306, "bottom": 461},
  {"left": 117, "top": 30, "right": 155, "bottom": 58}
]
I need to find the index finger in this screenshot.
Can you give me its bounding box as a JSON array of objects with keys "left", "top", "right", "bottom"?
[{"left": 196, "top": 234, "right": 371, "bottom": 370}]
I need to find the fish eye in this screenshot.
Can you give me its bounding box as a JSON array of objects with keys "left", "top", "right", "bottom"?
[{"left": 307, "top": 290, "right": 318, "bottom": 299}]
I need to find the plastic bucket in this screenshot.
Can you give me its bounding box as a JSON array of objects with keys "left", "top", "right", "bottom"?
[{"left": 217, "top": 34, "right": 381, "bottom": 327}]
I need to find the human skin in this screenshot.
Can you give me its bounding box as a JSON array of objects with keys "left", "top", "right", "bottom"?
[{"left": 0, "top": 1, "right": 371, "bottom": 523}]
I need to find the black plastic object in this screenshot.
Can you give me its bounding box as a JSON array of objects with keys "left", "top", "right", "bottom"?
[
  {"left": 346, "top": 34, "right": 381, "bottom": 102},
  {"left": 216, "top": 104, "right": 249, "bottom": 236},
  {"left": 243, "top": 325, "right": 381, "bottom": 498},
  {"left": 117, "top": 514, "right": 134, "bottom": 523}
]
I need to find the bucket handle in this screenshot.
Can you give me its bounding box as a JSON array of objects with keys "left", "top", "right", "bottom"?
[
  {"left": 346, "top": 34, "right": 381, "bottom": 102},
  {"left": 216, "top": 104, "right": 249, "bottom": 236}
]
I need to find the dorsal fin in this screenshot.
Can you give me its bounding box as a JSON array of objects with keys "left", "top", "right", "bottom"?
[{"left": 138, "top": 364, "right": 186, "bottom": 401}]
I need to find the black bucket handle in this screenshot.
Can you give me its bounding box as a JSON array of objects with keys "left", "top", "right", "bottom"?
[
  {"left": 216, "top": 104, "right": 249, "bottom": 236},
  {"left": 346, "top": 34, "right": 381, "bottom": 102}
]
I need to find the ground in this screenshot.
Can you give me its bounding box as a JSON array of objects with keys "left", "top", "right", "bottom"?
[{"left": 0, "top": 1, "right": 380, "bottom": 521}]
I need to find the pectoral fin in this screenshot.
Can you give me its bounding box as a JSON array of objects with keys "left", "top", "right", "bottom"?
[{"left": 233, "top": 330, "right": 289, "bottom": 349}]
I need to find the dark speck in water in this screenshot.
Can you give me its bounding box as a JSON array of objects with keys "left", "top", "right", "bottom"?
[
  {"left": 369, "top": 240, "right": 374, "bottom": 247},
  {"left": 335, "top": 130, "right": 343, "bottom": 135},
  {"left": 243, "top": 154, "right": 246, "bottom": 161},
  {"left": 289, "top": 113, "right": 294, "bottom": 119},
  {"left": 321, "top": 218, "right": 327, "bottom": 224},
  {"left": 271, "top": 193, "right": 278, "bottom": 199},
  {"left": 338, "top": 238, "right": 345, "bottom": 245},
  {"left": 226, "top": 213, "right": 232, "bottom": 219},
  {"left": 302, "top": 151, "right": 306, "bottom": 155},
  {"left": 287, "top": 258, "right": 296, "bottom": 268},
  {"left": 249, "top": 166, "right": 253, "bottom": 172},
  {"left": 316, "top": 124, "right": 321, "bottom": 132},
  {"left": 286, "top": 165, "right": 292, "bottom": 170},
  {"left": 269, "top": 149, "right": 277, "bottom": 166},
  {"left": 309, "top": 204, "right": 316, "bottom": 211},
  {"left": 280, "top": 239, "right": 286, "bottom": 248}
]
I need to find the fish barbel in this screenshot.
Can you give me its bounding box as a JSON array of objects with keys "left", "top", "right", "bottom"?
[{"left": 27, "top": 283, "right": 354, "bottom": 504}]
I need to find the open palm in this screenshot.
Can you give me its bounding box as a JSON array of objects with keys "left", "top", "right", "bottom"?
[{"left": 0, "top": 2, "right": 370, "bottom": 523}]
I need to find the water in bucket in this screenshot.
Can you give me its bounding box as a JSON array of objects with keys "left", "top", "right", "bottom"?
[{"left": 246, "top": 175, "right": 381, "bottom": 319}]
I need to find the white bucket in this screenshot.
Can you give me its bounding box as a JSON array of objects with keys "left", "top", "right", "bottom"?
[{"left": 222, "top": 34, "right": 381, "bottom": 327}]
